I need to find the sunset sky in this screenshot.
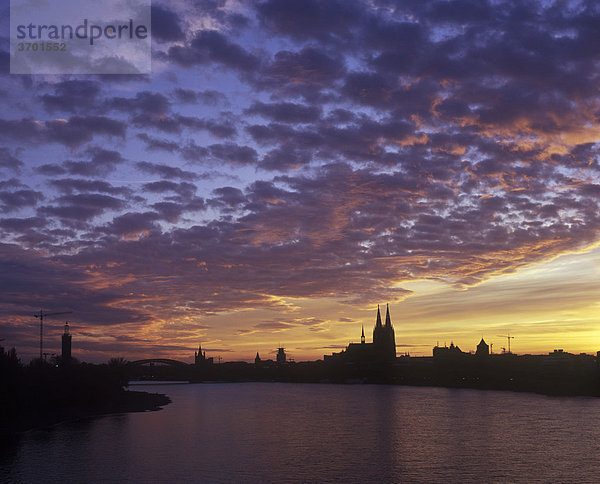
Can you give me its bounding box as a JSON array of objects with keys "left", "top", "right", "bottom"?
[{"left": 2, "top": 0, "right": 600, "bottom": 363}]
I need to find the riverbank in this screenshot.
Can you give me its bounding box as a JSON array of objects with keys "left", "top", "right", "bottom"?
[
  {"left": 1, "top": 389, "right": 171, "bottom": 435},
  {"left": 0, "top": 357, "right": 172, "bottom": 436},
  {"left": 179, "top": 359, "right": 600, "bottom": 399}
]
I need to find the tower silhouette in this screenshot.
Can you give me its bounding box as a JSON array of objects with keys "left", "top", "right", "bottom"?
[
  {"left": 373, "top": 304, "right": 396, "bottom": 361},
  {"left": 476, "top": 338, "right": 489, "bottom": 358},
  {"left": 195, "top": 344, "right": 213, "bottom": 365},
  {"left": 324, "top": 304, "right": 397, "bottom": 365},
  {"left": 61, "top": 322, "right": 72, "bottom": 363},
  {"left": 276, "top": 347, "right": 286, "bottom": 364}
]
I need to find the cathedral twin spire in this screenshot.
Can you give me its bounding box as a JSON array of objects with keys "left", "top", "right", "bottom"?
[
  {"left": 375, "top": 304, "right": 392, "bottom": 327},
  {"left": 385, "top": 304, "right": 392, "bottom": 327},
  {"left": 373, "top": 304, "right": 396, "bottom": 360}
]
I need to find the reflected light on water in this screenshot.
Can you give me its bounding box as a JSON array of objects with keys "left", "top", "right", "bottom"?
[{"left": 2, "top": 383, "right": 600, "bottom": 482}]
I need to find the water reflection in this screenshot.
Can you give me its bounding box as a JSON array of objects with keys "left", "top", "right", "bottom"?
[{"left": 2, "top": 384, "right": 600, "bottom": 482}]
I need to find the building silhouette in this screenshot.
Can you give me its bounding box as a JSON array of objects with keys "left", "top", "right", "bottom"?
[
  {"left": 433, "top": 341, "right": 465, "bottom": 361},
  {"left": 325, "top": 305, "right": 397, "bottom": 364},
  {"left": 61, "top": 322, "right": 71, "bottom": 363},
  {"left": 373, "top": 304, "right": 396, "bottom": 360},
  {"left": 195, "top": 344, "right": 214, "bottom": 365},
  {"left": 253, "top": 348, "right": 293, "bottom": 368},
  {"left": 276, "top": 347, "right": 286, "bottom": 364},
  {"left": 476, "top": 338, "right": 490, "bottom": 358}
]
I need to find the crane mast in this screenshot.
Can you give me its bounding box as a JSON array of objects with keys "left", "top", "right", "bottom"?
[
  {"left": 497, "top": 333, "right": 514, "bottom": 354},
  {"left": 33, "top": 310, "right": 72, "bottom": 360}
]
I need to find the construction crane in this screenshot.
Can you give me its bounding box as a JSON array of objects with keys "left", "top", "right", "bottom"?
[
  {"left": 497, "top": 333, "right": 514, "bottom": 354},
  {"left": 33, "top": 310, "right": 72, "bottom": 361}
]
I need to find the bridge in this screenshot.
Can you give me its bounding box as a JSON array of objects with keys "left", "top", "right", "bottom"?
[{"left": 127, "top": 358, "right": 190, "bottom": 367}]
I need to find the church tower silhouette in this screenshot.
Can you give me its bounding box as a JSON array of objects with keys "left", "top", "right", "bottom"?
[
  {"left": 323, "top": 304, "right": 397, "bottom": 364},
  {"left": 372, "top": 304, "right": 396, "bottom": 361}
]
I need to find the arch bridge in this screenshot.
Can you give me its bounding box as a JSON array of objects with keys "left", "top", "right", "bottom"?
[{"left": 127, "top": 358, "right": 189, "bottom": 367}]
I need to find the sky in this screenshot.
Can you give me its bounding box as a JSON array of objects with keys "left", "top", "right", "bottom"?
[{"left": 1, "top": 0, "right": 600, "bottom": 363}]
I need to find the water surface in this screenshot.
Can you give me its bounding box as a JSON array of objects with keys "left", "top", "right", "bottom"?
[{"left": 2, "top": 383, "right": 599, "bottom": 482}]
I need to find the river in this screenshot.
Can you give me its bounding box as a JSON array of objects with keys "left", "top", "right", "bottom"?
[{"left": 2, "top": 382, "right": 600, "bottom": 482}]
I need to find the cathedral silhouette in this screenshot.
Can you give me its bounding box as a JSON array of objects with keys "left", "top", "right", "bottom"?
[{"left": 325, "top": 304, "right": 396, "bottom": 363}]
